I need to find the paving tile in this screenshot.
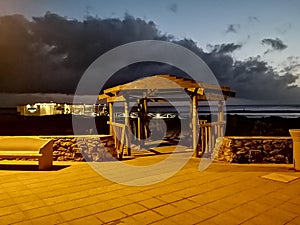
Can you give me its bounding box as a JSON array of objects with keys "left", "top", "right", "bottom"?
[
  {"left": 62, "top": 215, "right": 103, "bottom": 225},
  {"left": 150, "top": 218, "right": 179, "bottom": 225},
  {"left": 0, "top": 193, "right": 11, "bottom": 201},
  {"left": 49, "top": 201, "right": 79, "bottom": 213},
  {"left": 188, "top": 192, "right": 220, "bottom": 206},
  {"left": 22, "top": 205, "right": 57, "bottom": 220},
  {"left": 287, "top": 216, "right": 300, "bottom": 225},
  {"left": 119, "top": 203, "right": 148, "bottom": 215},
  {"left": 206, "top": 198, "right": 240, "bottom": 213},
  {"left": 8, "top": 190, "right": 34, "bottom": 198},
  {"left": 138, "top": 197, "right": 167, "bottom": 209},
  {"left": 131, "top": 210, "right": 164, "bottom": 224},
  {"left": 106, "top": 197, "right": 134, "bottom": 208},
  {"left": 84, "top": 201, "right": 114, "bottom": 214},
  {"left": 171, "top": 199, "right": 200, "bottom": 211},
  {"left": 16, "top": 214, "right": 65, "bottom": 225},
  {"left": 287, "top": 195, "right": 300, "bottom": 206},
  {"left": 204, "top": 211, "right": 244, "bottom": 225},
  {"left": 18, "top": 199, "right": 47, "bottom": 211},
  {"left": 95, "top": 208, "right": 127, "bottom": 223},
  {"left": 155, "top": 192, "right": 184, "bottom": 203},
  {"left": 43, "top": 195, "right": 71, "bottom": 205},
  {"left": 0, "top": 198, "right": 15, "bottom": 208},
  {"left": 187, "top": 205, "right": 219, "bottom": 221},
  {"left": 153, "top": 204, "right": 184, "bottom": 217},
  {"left": 12, "top": 194, "right": 41, "bottom": 205},
  {"left": 0, "top": 212, "right": 27, "bottom": 224},
  {"left": 169, "top": 211, "right": 207, "bottom": 225},
  {"left": 246, "top": 207, "right": 298, "bottom": 225},
  {"left": 58, "top": 207, "right": 93, "bottom": 222},
  {"left": 0, "top": 205, "right": 21, "bottom": 217},
  {"left": 116, "top": 216, "right": 141, "bottom": 225},
  {"left": 124, "top": 192, "right": 152, "bottom": 202},
  {"left": 276, "top": 201, "right": 300, "bottom": 215}
]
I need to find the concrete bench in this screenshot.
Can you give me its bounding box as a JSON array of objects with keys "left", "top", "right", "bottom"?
[{"left": 0, "top": 137, "right": 53, "bottom": 170}]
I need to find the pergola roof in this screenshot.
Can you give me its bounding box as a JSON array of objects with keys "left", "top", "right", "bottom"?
[{"left": 99, "top": 75, "right": 235, "bottom": 102}]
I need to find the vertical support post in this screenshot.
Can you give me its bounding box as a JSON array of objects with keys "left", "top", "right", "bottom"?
[
  {"left": 143, "top": 98, "right": 149, "bottom": 139},
  {"left": 189, "top": 98, "right": 193, "bottom": 148},
  {"left": 108, "top": 102, "right": 113, "bottom": 136},
  {"left": 218, "top": 100, "right": 224, "bottom": 136},
  {"left": 192, "top": 94, "right": 199, "bottom": 156},
  {"left": 124, "top": 99, "right": 131, "bottom": 156},
  {"left": 137, "top": 99, "right": 142, "bottom": 144}
]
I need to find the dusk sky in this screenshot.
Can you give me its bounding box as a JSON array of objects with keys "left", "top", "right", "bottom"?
[{"left": 0, "top": 0, "right": 300, "bottom": 106}]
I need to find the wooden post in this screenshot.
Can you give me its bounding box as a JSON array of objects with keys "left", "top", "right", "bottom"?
[
  {"left": 142, "top": 98, "right": 149, "bottom": 139},
  {"left": 124, "top": 99, "right": 131, "bottom": 156},
  {"left": 137, "top": 99, "right": 142, "bottom": 143},
  {"left": 108, "top": 102, "right": 113, "bottom": 136},
  {"left": 218, "top": 101, "right": 224, "bottom": 136},
  {"left": 192, "top": 94, "right": 199, "bottom": 156}
]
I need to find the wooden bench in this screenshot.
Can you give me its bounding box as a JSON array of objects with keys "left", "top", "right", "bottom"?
[{"left": 0, "top": 137, "right": 53, "bottom": 170}]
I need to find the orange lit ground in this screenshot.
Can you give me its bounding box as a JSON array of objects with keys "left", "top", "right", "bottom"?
[{"left": 0, "top": 153, "right": 300, "bottom": 225}]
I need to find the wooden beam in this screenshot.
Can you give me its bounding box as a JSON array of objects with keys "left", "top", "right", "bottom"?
[
  {"left": 197, "top": 93, "right": 228, "bottom": 101},
  {"left": 103, "top": 84, "right": 126, "bottom": 94},
  {"left": 107, "top": 95, "right": 126, "bottom": 102},
  {"left": 186, "top": 87, "right": 204, "bottom": 95},
  {"left": 98, "top": 93, "right": 111, "bottom": 100}
]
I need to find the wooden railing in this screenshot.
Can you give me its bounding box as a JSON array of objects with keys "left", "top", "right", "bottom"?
[
  {"left": 107, "top": 122, "right": 130, "bottom": 159},
  {"left": 199, "top": 120, "right": 225, "bottom": 155}
]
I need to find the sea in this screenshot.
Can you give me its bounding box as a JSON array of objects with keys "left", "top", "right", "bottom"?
[
  {"left": 202, "top": 104, "right": 300, "bottom": 118},
  {"left": 130, "top": 104, "right": 300, "bottom": 119}
]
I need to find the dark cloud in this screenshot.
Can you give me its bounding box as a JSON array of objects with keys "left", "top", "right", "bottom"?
[
  {"left": 0, "top": 12, "right": 299, "bottom": 104},
  {"left": 262, "top": 37, "right": 287, "bottom": 54},
  {"left": 207, "top": 43, "right": 242, "bottom": 54},
  {"left": 248, "top": 16, "right": 259, "bottom": 23},
  {"left": 168, "top": 3, "right": 178, "bottom": 13},
  {"left": 225, "top": 24, "right": 240, "bottom": 33},
  {"left": 0, "top": 12, "right": 162, "bottom": 94}
]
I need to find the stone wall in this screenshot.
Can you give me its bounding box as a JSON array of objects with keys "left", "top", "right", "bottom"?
[
  {"left": 215, "top": 136, "right": 293, "bottom": 163},
  {"left": 41, "top": 135, "right": 117, "bottom": 161}
]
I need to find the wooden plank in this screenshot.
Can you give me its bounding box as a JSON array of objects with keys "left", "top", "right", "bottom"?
[{"left": 107, "top": 95, "right": 126, "bottom": 102}]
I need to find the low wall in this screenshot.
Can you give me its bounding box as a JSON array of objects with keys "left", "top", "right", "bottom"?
[
  {"left": 40, "top": 135, "right": 116, "bottom": 161},
  {"left": 215, "top": 136, "right": 293, "bottom": 163}
]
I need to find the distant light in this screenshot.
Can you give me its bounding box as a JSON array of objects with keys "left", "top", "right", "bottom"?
[{"left": 28, "top": 108, "right": 37, "bottom": 113}]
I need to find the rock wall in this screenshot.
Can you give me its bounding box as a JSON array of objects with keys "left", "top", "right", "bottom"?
[
  {"left": 215, "top": 136, "right": 293, "bottom": 163},
  {"left": 41, "top": 135, "right": 117, "bottom": 161}
]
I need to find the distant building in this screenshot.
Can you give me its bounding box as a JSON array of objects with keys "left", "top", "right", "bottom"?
[{"left": 17, "top": 103, "right": 107, "bottom": 116}]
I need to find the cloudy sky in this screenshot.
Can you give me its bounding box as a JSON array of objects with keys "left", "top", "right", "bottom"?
[{"left": 0, "top": 0, "right": 300, "bottom": 106}]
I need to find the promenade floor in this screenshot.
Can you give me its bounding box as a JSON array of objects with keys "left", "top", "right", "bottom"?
[{"left": 1, "top": 153, "right": 300, "bottom": 225}]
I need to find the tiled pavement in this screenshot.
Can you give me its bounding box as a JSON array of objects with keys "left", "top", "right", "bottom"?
[{"left": 1, "top": 154, "right": 300, "bottom": 225}]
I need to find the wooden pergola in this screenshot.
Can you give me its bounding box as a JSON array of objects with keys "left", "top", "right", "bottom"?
[{"left": 99, "top": 75, "right": 235, "bottom": 159}]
